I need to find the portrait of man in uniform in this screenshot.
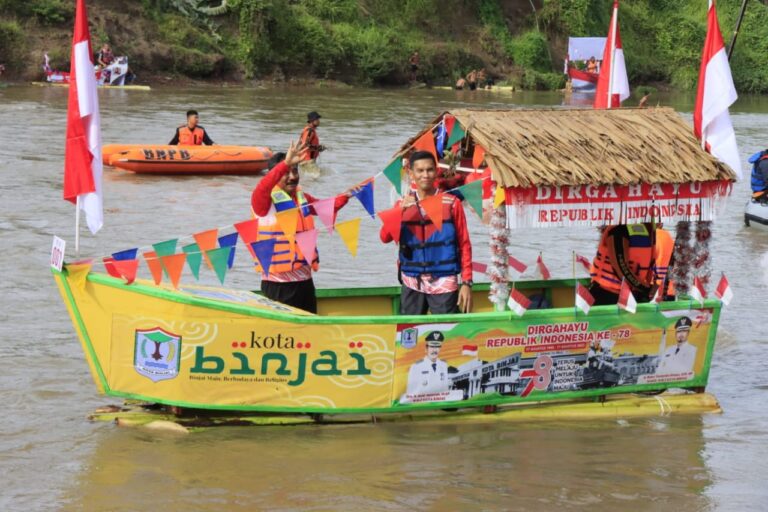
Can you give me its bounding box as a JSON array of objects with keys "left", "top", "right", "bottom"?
[
  {"left": 655, "top": 316, "right": 698, "bottom": 376},
  {"left": 404, "top": 331, "right": 450, "bottom": 398}
]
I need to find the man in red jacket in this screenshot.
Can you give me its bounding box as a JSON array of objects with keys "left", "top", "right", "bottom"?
[
  {"left": 251, "top": 141, "right": 357, "bottom": 313},
  {"left": 380, "top": 151, "right": 473, "bottom": 315}
]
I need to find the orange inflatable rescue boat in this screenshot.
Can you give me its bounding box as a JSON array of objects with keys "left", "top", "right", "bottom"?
[{"left": 102, "top": 144, "right": 272, "bottom": 175}]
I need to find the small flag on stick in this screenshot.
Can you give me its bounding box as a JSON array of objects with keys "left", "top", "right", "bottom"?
[
  {"left": 536, "top": 253, "right": 551, "bottom": 280},
  {"left": 508, "top": 288, "right": 531, "bottom": 317},
  {"left": 575, "top": 253, "right": 592, "bottom": 272},
  {"left": 617, "top": 280, "right": 637, "bottom": 314},
  {"left": 690, "top": 276, "right": 708, "bottom": 304},
  {"left": 508, "top": 255, "right": 528, "bottom": 275},
  {"left": 575, "top": 283, "right": 594, "bottom": 315},
  {"left": 714, "top": 274, "right": 732, "bottom": 305}
]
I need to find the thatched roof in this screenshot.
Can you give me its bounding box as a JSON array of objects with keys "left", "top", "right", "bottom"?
[{"left": 399, "top": 108, "right": 737, "bottom": 188}]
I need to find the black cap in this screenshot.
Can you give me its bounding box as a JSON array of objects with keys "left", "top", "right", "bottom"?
[
  {"left": 307, "top": 111, "right": 322, "bottom": 121},
  {"left": 675, "top": 316, "right": 693, "bottom": 331},
  {"left": 425, "top": 331, "right": 444, "bottom": 347}
]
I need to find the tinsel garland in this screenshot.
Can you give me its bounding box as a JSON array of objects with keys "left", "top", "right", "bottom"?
[
  {"left": 488, "top": 202, "right": 510, "bottom": 311},
  {"left": 693, "top": 220, "right": 713, "bottom": 288},
  {"left": 671, "top": 221, "right": 693, "bottom": 295}
]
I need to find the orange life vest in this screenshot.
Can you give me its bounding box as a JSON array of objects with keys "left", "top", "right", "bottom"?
[
  {"left": 178, "top": 125, "right": 205, "bottom": 145},
  {"left": 253, "top": 186, "right": 318, "bottom": 274},
  {"left": 590, "top": 224, "right": 655, "bottom": 295},
  {"left": 300, "top": 125, "right": 320, "bottom": 161},
  {"left": 653, "top": 228, "right": 676, "bottom": 296}
]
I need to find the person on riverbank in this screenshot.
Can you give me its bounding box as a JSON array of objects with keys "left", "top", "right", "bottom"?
[
  {"left": 409, "top": 51, "right": 420, "bottom": 82},
  {"left": 251, "top": 141, "right": 358, "bottom": 313},
  {"left": 168, "top": 110, "right": 215, "bottom": 146},
  {"left": 466, "top": 70, "right": 478, "bottom": 91},
  {"left": 380, "top": 150, "right": 473, "bottom": 315},
  {"left": 588, "top": 223, "right": 657, "bottom": 305}
]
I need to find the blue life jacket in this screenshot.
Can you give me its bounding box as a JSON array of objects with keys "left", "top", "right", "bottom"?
[
  {"left": 749, "top": 150, "right": 768, "bottom": 193},
  {"left": 399, "top": 194, "right": 461, "bottom": 278}
]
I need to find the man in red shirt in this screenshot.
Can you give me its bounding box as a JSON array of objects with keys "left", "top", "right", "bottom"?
[
  {"left": 380, "top": 151, "right": 473, "bottom": 315},
  {"left": 251, "top": 141, "right": 356, "bottom": 313}
]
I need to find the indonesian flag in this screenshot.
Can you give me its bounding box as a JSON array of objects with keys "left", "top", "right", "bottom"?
[
  {"left": 714, "top": 274, "right": 733, "bottom": 305},
  {"left": 593, "top": 1, "right": 630, "bottom": 109},
  {"left": 651, "top": 286, "right": 663, "bottom": 304},
  {"left": 617, "top": 280, "right": 637, "bottom": 313},
  {"left": 575, "top": 283, "right": 594, "bottom": 315},
  {"left": 462, "top": 344, "right": 479, "bottom": 357},
  {"left": 536, "top": 253, "right": 551, "bottom": 280},
  {"left": 508, "top": 255, "right": 528, "bottom": 274},
  {"left": 471, "top": 261, "right": 488, "bottom": 274},
  {"left": 63, "top": 0, "right": 103, "bottom": 234},
  {"left": 693, "top": 0, "right": 741, "bottom": 179},
  {"left": 508, "top": 288, "right": 531, "bottom": 317},
  {"left": 575, "top": 253, "right": 591, "bottom": 273},
  {"left": 690, "top": 276, "right": 708, "bottom": 303}
]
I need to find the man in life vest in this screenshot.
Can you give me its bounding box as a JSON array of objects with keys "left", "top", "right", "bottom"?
[
  {"left": 380, "top": 150, "right": 473, "bottom": 315},
  {"left": 589, "top": 223, "right": 659, "bottom": 306},
  {"left": 250, "top": 141, "right": 357, "bottom": 313},
  {"left": 653, "top": 226, "right": 676, "bottom": 300},
  {"left": 748, "top": 149, "right": 768, "bottom": 203},
  {"left": 168, "top": 110, "right": 215, "bottom": 146},
  {"left": 299, "top": 111, "right": 325, "bottom": 162}
]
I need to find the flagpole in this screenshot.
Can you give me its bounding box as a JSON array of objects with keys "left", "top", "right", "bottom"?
[
  {"left": 75, "top": 197, "right": 81, "bottom": 257},
  {"left": 607, "top": 2, "right": 619, "bottom": 108}
]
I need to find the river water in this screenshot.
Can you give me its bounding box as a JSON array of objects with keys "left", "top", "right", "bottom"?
[{"left": 1, "top": 85, "right": 766, "bottom": 511}]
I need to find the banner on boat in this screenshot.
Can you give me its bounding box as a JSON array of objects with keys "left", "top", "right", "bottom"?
[
  {"left": 504, "top": 180, "right": 732, "bottom": 229},
  {"left": 393, "top": 308, "right": 715, "bottom": 406}
]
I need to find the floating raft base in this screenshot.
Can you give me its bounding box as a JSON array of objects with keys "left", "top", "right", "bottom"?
[{"left": 90, "top": 391, "right": 722, "bottom": 433}]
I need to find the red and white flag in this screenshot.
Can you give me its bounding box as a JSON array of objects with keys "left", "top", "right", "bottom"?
[
  {"left": 508, "top": 255, "right": 528, "bottom": 274},
  {"left": 714, "top": 274, "right": 733, "bottom": 305},
  {"left": 508, "top": 288, "right": 531, "bottom": 317},
  {"left": 575, "top": 253, "right": 592, "bottom": 272},
  {"left": 462, "top": 344, "right": 479, "bottom": 357},
  {"left": 63, "top": 0, "right": 103, "bottom": 234},
  {"left": 693, "top": 0, "right": 741, "bottom": 179},
  {"left": 690, "top": 276, "right": 708, "bottom": 303},
  {"left": 575, "top": 283, "right": 594, "bottom": 315},
  {"left": 593, "top": 1, "right": 630, "bottom": 109},
  {"left": 651, "top": 286, "right": 663, "bottom": 304},
  {"left": 536, "top": 253, "right": 551, "bottom": 280},
  {"left": 617, "top": 280, "right": 637, "bottom": 313},
  {"left": 471, "top": 261, "right": 488, "bottom": 274}
]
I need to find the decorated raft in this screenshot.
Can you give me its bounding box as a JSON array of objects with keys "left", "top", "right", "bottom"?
[
  {"left": 54, "top": 107, "right": 735, "bottom": 425},
  {"left": 102, "top": 144, "right": 273, "bottom": 175}
]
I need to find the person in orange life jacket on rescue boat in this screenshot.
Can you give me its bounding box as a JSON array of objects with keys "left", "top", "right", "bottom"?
[
  {"left": 380, "top": 151, "right": 473, "bottom": 315},
  {"left": 589, "top": 223, "right": 674, "bottom": 306},
  {"left": 250, "top": 141, "right": 360, "bottom": 313},
  {"left": 168, "top": 110, "right": 215, "bottom": 146}
]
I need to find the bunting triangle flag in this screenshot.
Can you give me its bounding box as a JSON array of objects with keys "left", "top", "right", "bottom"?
[
  {"left": 102, "top": 257, "right": 121, "bottom": 279},
  {"left": 251, "top": 239, "right": 277, "bottom": 276},
  {"left": 218, "top": 232, "right": 239, "bottom": 269},
  {"left": 295, "top": 229, "right": 318, "bottom": 263},
  {"left": 112, "top": 248, "right": 138, "bottom": 261},
  {"left": 382, "top": 159, "right": 403, "bottom": 196},
  {"left": 206, "top": 247, "right": 232, "bottom": 284},
  {"left": 275, "top": 208, "right": 299, "bottom": 238},
  {"left": 182, "top": 242, "right": 202, "bottom": 279},
  {"left": 353, "top": 181, "right": 376, "bottom": 219},
  {"left": 234, "top": 218, "right": 259, "bottom": 257},
  {"left": 493, "top": 184, "right": 506, "bottom": 208},
  {"left": 193, "top": 229, "right": 219, "bottom": 269},
  {"left": 160, "top": 253, "right": 186, "bottom": 289},
  {"left": 152, "top": 238, "right": 178, "bottom": 258},
  {"left": 335, "top": 218, "right": 361, "bottom": 257},
  {"left": 312, "top": 198, "right": 336, "bottom": 234},
  {"left": 112, "top": 258, "right": 139, "bottom": 284},
  {"left": 459, "top": 179, "right": 483, "bottom": 217},
  {"left": 420, "top": 193, "right": 445, "bottom": 231},
  {"left": 445, "top": 121, "right": 466, "bottom": 149},
  {"left": 143, "top": 251, "right": 163, "bottom": 285},
  {"left": 413, "top": 130, "right": 437, "bottom": 163},
  {"left": 377, "top": 206, "right": 403, "bottom": 244},
  {"left": 472, "top": 145, "right": 486, "bottom": 169}
]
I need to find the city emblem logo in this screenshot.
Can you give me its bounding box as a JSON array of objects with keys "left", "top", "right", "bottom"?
[
  {"left": 134, "top": 327, "right": 182, "bottom": 382},
  {"left": 401, "top": 328, "right": 418, "bottom": 349}
]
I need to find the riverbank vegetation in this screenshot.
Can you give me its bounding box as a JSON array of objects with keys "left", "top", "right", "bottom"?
[{"left": 1, "top": 0, "right": 767, "bottom": 92}]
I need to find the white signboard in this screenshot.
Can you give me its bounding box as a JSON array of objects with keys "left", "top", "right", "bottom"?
[{"left": 51, "top": 236, "right": 66, "bottom": 272}]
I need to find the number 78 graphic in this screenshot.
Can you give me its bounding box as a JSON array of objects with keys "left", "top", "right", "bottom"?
[{"left": 519, "top": 355, "right": 553, "bottom": 397}]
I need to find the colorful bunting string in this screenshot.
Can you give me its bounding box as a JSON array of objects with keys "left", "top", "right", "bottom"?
[
  {"left": 377, "top": 206, "right": 403, "bottom": 244},
  {"left": 352, "top": 181, "right": 376, "bottom": 219},
  {"left": 335, "top": 218, "right": 361, "bottom": 257},
  {"left": 193, "top": 229, "right": 219, "bottom": 269},
  {"left": 251, "top": 239, "right": 277, "bottom": 276},
  {"left": 143, "top": 251, "right": 163, "bottom": 285},
  {"left": 161, "top": 253, "right": 187, "bottom": 289},
  {"left": 312, "top": 197, "right": 336, "bottom": 234},
  {"left": 295, "top": 229, "right": 319, "bottom": 263},
  {"left": 234, "top": 219, "right": 259, "bottom": 257},
  {"left": 206, "top": 247, "right": 232, "bottom": 284},
  {"left": 218, "top": 232, "right": 239, "bottom": 269},
  {"left": 420, "top": 194, "right": 445, "bottom": 231},
  {"left": 182, "top": 242, "right": 202, "bottom": 279},
  {"left": 382, "top": 158, "right": 403, "bottom": 196}
]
